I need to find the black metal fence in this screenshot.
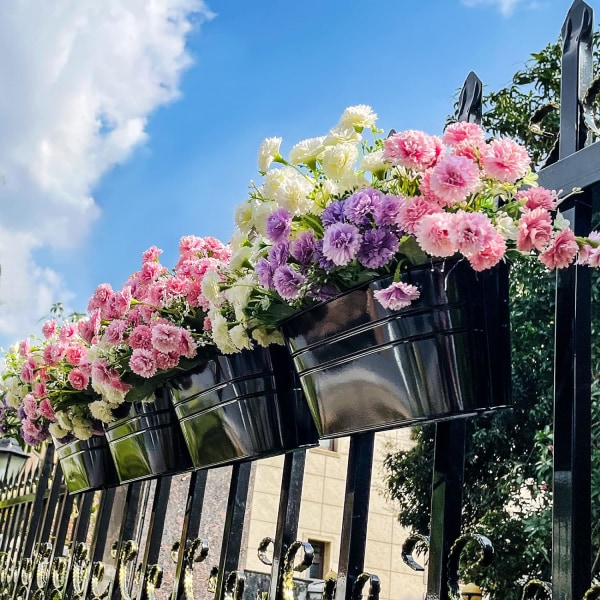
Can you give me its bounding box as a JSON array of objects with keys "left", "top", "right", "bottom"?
[{"left": 2, "top": 1, "right": 600, "bottom": 598}]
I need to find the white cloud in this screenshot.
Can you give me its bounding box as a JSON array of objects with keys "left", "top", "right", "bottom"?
[
  {"left": 0, "top": 0, "right": 213, "bottom": 345},
  {"left": 461, "top": 0, "right": 524, "bottom": 16}
]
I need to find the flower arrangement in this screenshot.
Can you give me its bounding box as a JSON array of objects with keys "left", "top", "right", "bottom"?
[
  {"left": 205, "top": 105, "right": 600, "bottom": 352},
  {"left": 0, "top": 317, "right": 104, "bottom": 446},
  {"left": 84, "top": 235, "right": 231, "bottom": 424}
]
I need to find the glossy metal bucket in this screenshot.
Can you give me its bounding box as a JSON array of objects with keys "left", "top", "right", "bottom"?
[
  {"left": 104, "top": 387, "right": 193, "bottom": 484},
  {"left": 169, "top": 346, "right": 318, "bottom": 469},
  {"left": 54, "top": 435, "right": 119, "bottom": 494},
  {"left": 281, "top": 260, "right": 511, "bottom": 438}
]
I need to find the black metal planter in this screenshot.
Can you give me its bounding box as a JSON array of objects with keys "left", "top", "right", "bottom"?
[
  {"left": 53, "top": 434, "right": 120, "bottom": 494},
  {"left": 104, "top": 386, "right": 193, "bottom": 484},
  {"left": 280, "top": 260, "right": 511, "bottom": 438},
  {"left": 168, "top": 346, "right": 319, "bottom": 469}
]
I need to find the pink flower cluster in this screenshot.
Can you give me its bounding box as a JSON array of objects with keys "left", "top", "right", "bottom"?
[{"left": 88, "top": 236, "right": 230, "bottom": 394}]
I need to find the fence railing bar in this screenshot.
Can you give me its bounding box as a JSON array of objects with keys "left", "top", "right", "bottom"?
[
  {"left": 172, "top": 469, "right": 209, "bottom": 600},
  {"left": 267, "top": 450, "right": 307, "bottom": 599},
  {"left": 214, "top": 462, "right": 252, "bottom": 600},
  {"left": 334, "top": 432, "right": 375, "bottom": 600}
]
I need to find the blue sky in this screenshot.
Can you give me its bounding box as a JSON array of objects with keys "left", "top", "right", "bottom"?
[{"left": 0, "top": 0, "right": 580, "bottom": 349}]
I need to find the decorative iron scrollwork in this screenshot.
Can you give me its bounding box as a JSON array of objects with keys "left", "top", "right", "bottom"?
[
  {"left": 352, "top": 572, "right": 381, "bottom": 600},
  {"left": 90, "top": 561, "right": 112, "bottom": 600},
  {"left": 71, "top": 542, "right": 91, "bottom": 600},
  {"left": 117, "top": 539, "right": 139, "bottom": 600},
  {"left": 143, "top": 563, "right": 163, "bottom": 600},
  {"left": 583, "top": 583, "right": 600, "bottom": 600},
  {"left": 171, "top": 537, "right": 209, "bottom": 600},
  {"left": 223, "top": 570, "right": 246, "bottom": 600},
  {"left": 281, "top": 540, "right": 314, "bottom": 598},
  {"left": 322, "top": 572, "right": 337, "bottom": 600},
  {"left": 207, "top": 566, "right": 219, "bottom": 592},
  {"left": 521, "top": 579, "right": 552, "bottom": 599},
  {"left": 31, "top": 541, "right": 53, "bottom": 599},
  {"left": 47, "top": 551, "right": 70, "bottom": 600},
  {"left": 447, "top": 533, "right": 494, "bottom": 600},
  {"left": 401, "top": 533, "right": 430, "bottom": 572}
]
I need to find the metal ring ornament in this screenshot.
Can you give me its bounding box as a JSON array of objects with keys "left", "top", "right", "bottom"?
[
  {"left": 71, "top": 542, "right": 91, "bottom": 599},
  {"left": 521, "top": 579, "right": 552, "bottom": 600},
  {"left": 117, "top": 540, "right": 138, "bottom": 600},
  {"left": 257, "top": 536, "right": 274, "bottom": 566},
  {"left": 447, "top": 533, "right": 494, "bottom": 600},
  {"left": 207, "top": 566, "right": 219, "bottom": 592},
  {"left": 322, "top": 573, "right": 337, "bottom": 600},
  {"left": 352, "top": 572, "right": 381, "bottom": 600},
  {"left": 282, "top": 540, "right": 314, "bottom": 596},
  {"left": 401, "top": 533, "right": 430, "bottom": 572},
  {"left": 90, "top": 561, "right": 111, "bottom": 600}
]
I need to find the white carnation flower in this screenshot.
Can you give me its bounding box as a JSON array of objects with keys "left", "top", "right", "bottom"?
[
  {"left": 339, "top": 105, "right": 377, "bottom": 130},
  {"left": 57, "top": 411, "right": 73, "bottom": 432},
  {"left": 49, "top": 423, "right": 69, "bottom": 439},
  {"left": 209, "top": 311, "right": 238, "bottom": 354},
  {"left": 250, "top": 201, "right": 274, "bottom": 236},
  {"left": 261, "top": 168, "right": 288, "bottom": 200},
  {"left": 251, "top": 328, "right": 284, "bottom": 347},
  {"left": 202, "top": 270, "right": 223, "bottom": 309},
  {"left": 229, "top": 246, "right": 254, "bottom": 272},
  {"left": 361, "top": 149, "right": 387, "bottom": 173},
  {"left": 229, "top": 230, "right": 248, "bottom": 252},
  {"left": 4, "top": 391, "right": 22, "bottom": 409},
  {"left": 337, "top": 172, "right": 369, "bottom": 195},
  {"left": 89, "top": 400, "right": 116, "bottom": 424},
  {"left": 319, "top": 143, "right": 360, "bottom": 181},
  {"left": 102, "top": 387, "right": 127, "bottom": 406},
  {"left": 495, "top": 215, "right": 519, "bottom": 241},
  {"left": 324, "top": 125, "right": 361, "bottom": 146},
  {"left": 272, "top": 167, "right": 313, "bottom": 215},
  {"left": 225, "top": 276, "right": 253, "bottom": 312},
  {"left": 234, "top": 201, "right": 255, "bottom": 234},
  {"left": 289, "top": 136, "right": 326, "bottom": 165},
  {"left": 229, "top": 324, "right": 253, "bottom": 351},
  {"left": 72, "top": 424, "right": 93, "bottom": 441},
  {"left": 258, "top": 137, "right": 282, "bottom": 173}
]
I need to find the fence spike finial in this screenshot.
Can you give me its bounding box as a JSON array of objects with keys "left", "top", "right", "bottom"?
[
  {"left": 456, "top": 71, "right": 483, "bottom": 124},
  {"left": 562, "top": 0, "right": 593, "bottom": 53}
]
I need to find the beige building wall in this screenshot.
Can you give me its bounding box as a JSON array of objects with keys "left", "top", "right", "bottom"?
[{"left": 244, "top": 429, "right": 427, "bottom": 600}]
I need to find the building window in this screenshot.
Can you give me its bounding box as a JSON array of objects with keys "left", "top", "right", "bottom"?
[
  {"left": 307, "top": 539, "right": 329, "bottom": 579},
  {"left": 317, "top": 438, "right": 337, "bottom": 452}
]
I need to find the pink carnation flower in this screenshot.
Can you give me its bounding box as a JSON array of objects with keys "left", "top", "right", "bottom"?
[
  {"left": 65, "top": 343, "right": 87, "bottom": 366},
  {"left": 33, "top": 381, "right": 47, "bottom": 398},
  {"left": 78, "top": 359, "right": 92, "bottom": 378},
  {"left": 442, "top": 122, "right": 485, "bottom": 147},
  {"left": 91, "top": 359, "right": 115, "bottom": 385},
  {"left": 68, "top": 368, "right": 89, "bottom": 391},
  {"left": 104, "top": 319, "right": 128, "bottom": 345},
  {"left": 129, "top": 348, "right": 158, "bottom": 378},
  {"left": 78, "top": 310, "right": 101, "bottom": 345},
  {"left": 142, "top": 245, "right": 163, "bottom": 264},
  {"left": 20, "top": 357, "right": 37, "bottom": 383},
  {"left": 517, "top": 208, "right": 553, "bottom": 252},
  {"left": 22, "top": 419, "right": 41, "bottom": 438},
  {"left": 467, "top": 234, "right": 507, "bottom": 271},
  {"left": 107, "top": 289, "right": 132, "bottom": 319},
  {"left": 374, "top": 281, "right": 421, "bottom": 310},
  {"left": 482, "top": 138, "right": 530, "bottom": 183},
  {"left": 429, "top": 155, "right": 481, "bottom": 205},
  {"left": 41, "top": 320, "right": 57, "bottom": 339},
  {"left": 397, "top": 197, "right": 442, "bottom": 235},
  {"left": 58, "top": 322, "right": 78, "bottom": 342},
  {"left": 151, "top": 323, "right": 182, "bottom": 354},
  {"left": 88, "top": 283, "right": 113, "bottom": 313},
  {"left": 23, "top": 394, "right": 38, "bottom": 420},
  {"left": 153, "top": 350, "right": 180, "bottom": 371},
  {"left": 449, "top": 211, "right": 496, "bottom": 255},
  {"left": 179, "top": 235, "right": 204, "bottom": 257},
  {"left": 43, "top": 342, "right": 66, "bottom": 367},
  {"left": 383, "top": 130, "right": 441, "bottom": 170},
  {"left": 129, "top": 325, "right": 153, "bottom": 350},
  {"left": 539, "top": 229, "right": 579, "bottom": 269},
  {"left": 39, "top": 398, "right": 56, "bottom": 422},
  {"left": 178, "top": 329, "right": 197, "bottom": 359},
  {"left": 414, "top": 213, "right": 456, "bottom": 257},
  {"left": 516, "top": 187, "right": 557, "bottom": 211},
  {"left": 19, "top": 339, "right": 30, "bottom": 357},
  {"left": 578, "top": 231, "right": 600, "bottom": 265}
]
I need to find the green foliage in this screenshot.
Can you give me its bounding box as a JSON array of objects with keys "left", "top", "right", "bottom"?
[{"left": 384, "top": 35, "right": 600, "bottom": 598}]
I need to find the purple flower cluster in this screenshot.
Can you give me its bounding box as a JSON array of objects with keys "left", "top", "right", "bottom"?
[{"left": 257, "top": 188, "right": 404, "bottom": 303}]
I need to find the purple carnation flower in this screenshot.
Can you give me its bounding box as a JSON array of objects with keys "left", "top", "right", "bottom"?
[
  {"left": 265, "top": 208, "right": 292, "bottom": 243},
  {"left": 344, "top": 188, "right": 382, "bottom": 226},
  {"left": 358, "top": 229, "right": 399, "bottom": 269},
  {"left": 268, "top": 241, "right": 290, "bottom": 268},
  {"left": 321, "top": 200, "right": 346, "bottom": 226},
  {"left": 17, "top": 407, "right": 26, "bottom": 420},
  {"left": 273, "top": 265, "right": 306, "bottom": 301},
  {"left": 374, "top": 281, "right": 421, "bottom": 310},
  {"left": 315, "top": 240, "right": 335, "bottom": 270},
  {"left": 373, "top": 194, "right": 403, "bottom": 227},
  {"left": 322, "top": 222, "right": 362, "bottom": 266},
  {"left": 290, "top": 231, "right": 317, "bottom": 264},
  {"left": 255, "top": 257, "right": 275, "bottom": 289}
]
